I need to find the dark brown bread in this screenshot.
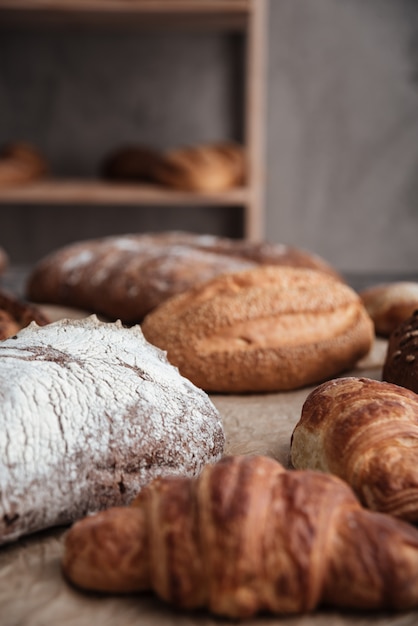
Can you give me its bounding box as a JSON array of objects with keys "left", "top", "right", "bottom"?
[
  {"left": 63, "top": 455, "right": 418, "bottom": 617},
  {"left": 101, "top": 145, "right": 164, "bottom": 182},
  {"left": 291, "top": 376, "right": 418, "bottom": 521},
  {"left": 383, "top": 310, "right": 418, "bottom": 393},
  {"left": 26, "top": 231, "right": 342, "bottom": 324},
  {"left": 141, "top": 266, "right": 374, "bottom": 393}
]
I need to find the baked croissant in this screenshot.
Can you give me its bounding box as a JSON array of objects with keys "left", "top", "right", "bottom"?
[
  {"left": 291, "top": 376, "right": 418, "bottom": 521},
  {"left": 62, "top": 454, "right": 418, "bottom": 617}
]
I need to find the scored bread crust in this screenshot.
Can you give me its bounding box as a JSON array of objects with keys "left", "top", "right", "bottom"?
[
  {"left": 0, "top": 288, "right": 50, "bottom": 339},
  {"left": 26, "top": 231, "right": 341, "bottom": 324},
  {"left": 141, "top": 266, "right": 374, "bottom": 393},
  {"left": 0, "top": 316, "right": 224, "bottom": 545}
]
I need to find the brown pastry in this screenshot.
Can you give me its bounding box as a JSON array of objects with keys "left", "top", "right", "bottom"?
[
  {"left": 383, "top": 310, "right": 418, "bottom": 393},
  {"left": 360, "top": 281, "right": 418, "bottom": 337},
  {"left": 152, "top": 142, "right": 246, "bottom": 192},
  {"left": 0, "top": 316, "right": 224, "bottom": 545},
  {"left": 63, "top": 454, "right": 418, "bottom": 617},
  {"left": 141, "top": 266, "right": 374, "bottom": 393},
  {"left": 0, "top": 142, "right": 48, "bottom": 187},
  {"left": 26, "top": 231, "right": 341, "bottom": 324},
  {"left": 291, "top": 376, "right": 418, "bottom": 521},
  {"left": 0, "top": 288, "right": 49, "bottom": 339},
  {"left": 101, "top": 145, "right": 164, "bottom": 182}
]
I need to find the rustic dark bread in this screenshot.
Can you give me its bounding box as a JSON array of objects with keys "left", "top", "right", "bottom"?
[
  {"left": 0, "top": 142, "right": 48, "bottom": 187},
  {"left": 0, "top": 316, "right": 224, "bottom": 545},
  {"left": 101, "top": 145, "right": 164, "bottom": 182},
  {"left": 360, "top": 281, "right": 418, "bottom": 337},
  {"left": 63, "top": 455, "right": 418, "bottom": 617},
  {"left": 383, "top": 310, "right": 418, "bottom": 393},
  {"left": 141, "top": 266, "right": 374, "bottom": 393},
  {"left": 0, "top": 288, "right": 50, "bottom": 340},
  {"left": 291, "top": 376, "right": 418, "bottom": 522},
  {"left": 26, "top": 231, "right": 341, "bottom": 324},
  {"left": 152, "top": 142, "right": 246, "bottom": 192}
]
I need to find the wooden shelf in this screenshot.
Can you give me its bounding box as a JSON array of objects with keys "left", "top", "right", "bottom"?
[
  {"left": 0, "top": 179, "right": 249, "bottom": 206},
  {"left": 0, "top": 0, "right": 268, "bottom": 240},
  {"left": 0, "top": 0, "right": 252, "bottom": 30}
]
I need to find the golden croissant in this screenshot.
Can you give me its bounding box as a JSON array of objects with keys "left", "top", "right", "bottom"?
[
  {"left": 62, "top": 454, "right": 418, "bottom": 618},
  {"left": 291, "top": 376, "right": 418, "bottom": 522}
]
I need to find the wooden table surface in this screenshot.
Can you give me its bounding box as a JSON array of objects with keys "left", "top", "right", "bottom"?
[{"left": 1, "top": 267, "right": 417, "bottom": 625}]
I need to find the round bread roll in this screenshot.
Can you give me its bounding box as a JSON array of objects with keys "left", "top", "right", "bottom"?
[
  {"left": 152, "top": 142, "right": 246, "bottom": 192},
  {"left": 360, "top": 282, "right": 418, "bottom": 337},
  {"left": 0, "top": 316, "right": 224, "bottom": 544},
  {"left": 0, "top": 288, "right": 50, "bottom": 340},
  {"left": 26, "top": 231, "right": 341, "bottom": 324},
  {"left": 0, "top": 142, "right": 48, "bottom": 187},
  {"left": 141, "top": 266, "right": 374, "bottom": 393},
  {"left": 383, "top": 310, "right": 418, "bottom": 393}
]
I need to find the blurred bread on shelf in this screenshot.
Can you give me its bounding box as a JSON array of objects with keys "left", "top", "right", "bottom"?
[
  {"left": 0, "top": 142, "right": 48, "bottom": 187},
  {"left": 101, "top": 145, "right": 164, "bottom": 182},
  {"left": 152, "top": 141, "right": 246, "bottom": 192}
]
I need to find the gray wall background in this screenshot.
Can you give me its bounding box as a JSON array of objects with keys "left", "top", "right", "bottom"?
[{"left": 0, "top": 0, "right": 417, "bottom": 273}]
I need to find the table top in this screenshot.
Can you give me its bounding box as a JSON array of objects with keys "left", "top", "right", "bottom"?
[{"left": 0, "top": 266, "right": 417, "bottom": 626}]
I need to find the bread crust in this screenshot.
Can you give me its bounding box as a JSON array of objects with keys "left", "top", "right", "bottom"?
[
  {"left": 0, "top": 288, "right": 49, "bottom": 340},
  {"left": 291, "top": 376, "right": 418, "bottom": 521},
  {"left": 141, "top": 266, "right": 374, "bottom": 393},
  {"left": 360, "top": 282, "right": 418, "bottom": 337},
  {"left": 26, "top": 232, "right": 341, "bottom": 324},
  {"left": 383, "top": 310, "right": 418, "bottom": 393},
  {"left": 0, "top": 142, "right": 48, "bottom": 187},
  {"left": 0, "top": 316, "right": 224, "bottom": 544}
]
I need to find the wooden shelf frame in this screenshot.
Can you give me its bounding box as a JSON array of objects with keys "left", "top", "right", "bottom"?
[{"left": 0, "top": 0, "right": 268, "bottom": 241}]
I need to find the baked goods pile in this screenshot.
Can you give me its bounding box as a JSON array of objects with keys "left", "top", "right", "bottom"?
[
  {"left": 0, "top": 316, "right": 224, "bottom": 545},
  {"left": 25, "top": 231, "right": 341, "bottom": 323},
  {"left": 142, "top": 265, "right": 374, "bottom": 392},
  {"left": 63, "top": 454, "right": 418, "bottom": 617},
  {"left": 0, "top": 142, "right": 48, "bottom": 187},
  {"left": 102, "top": 141, "right": 245, "bottom": 192}
]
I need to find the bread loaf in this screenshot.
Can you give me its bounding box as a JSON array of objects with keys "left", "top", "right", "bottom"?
[
  {"left": 152, "top": 142, "right": 245, "bottom": 192},
  {"left": 141, "top": 266, "right": 374, "bottom": 393},
  {"left": 360, "top": 282, "right": 418, "bottom": 337},
  {"left": 101, "top": 145, "right": 164, "bottom": 182},
  {"left": 0, "top": 316, "right": 224, "bottom": 545},
  {"left": 291, "top": 376, "right": 418, "bottom": 521},
  {"left": 26, "top": 231, "right": 341, "bottom": 324},
  {"left": 63, "top": 454, "right": 418, "bottom": 617},
  {"left": 383, "top": 310, "right": 418, "bottom": 393},
  {"left": 0, "top": 288, "right": 49, "bottom": 340},
  {"left": 0, "top": 142, "right": 48, "bottom": 187}
]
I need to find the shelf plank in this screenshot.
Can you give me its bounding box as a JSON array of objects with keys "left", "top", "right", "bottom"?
[
  {"left": 0, "top": 0, "right": 252, "bottom": 30},
  {"left": 0, "top": 179, "right": 249, "bottom": 206}
]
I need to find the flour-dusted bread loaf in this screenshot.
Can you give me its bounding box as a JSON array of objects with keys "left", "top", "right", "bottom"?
[
  {"left": 0, "top": 288, "right": 49, "bottom": 340},
  {"left": 383, "top": 310, "right": 418, "bottom": 393},
  {"left": 152, "top": 142, "right": 246, "bottom": 192},
  {"left": 26, "top": 231, "right": 341, "bottom": 324},
  {"left": 291, "top": 377, "right": 418, "bottom": 522},
  {"left": 141, "top": 266, "right": 374, "bottom": 393},
  {"left": 0, "top": 317, "right": 224, "bottom": 545},
  {"left": 360, "top": 282, "right": 418, "bottom": 337}
]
